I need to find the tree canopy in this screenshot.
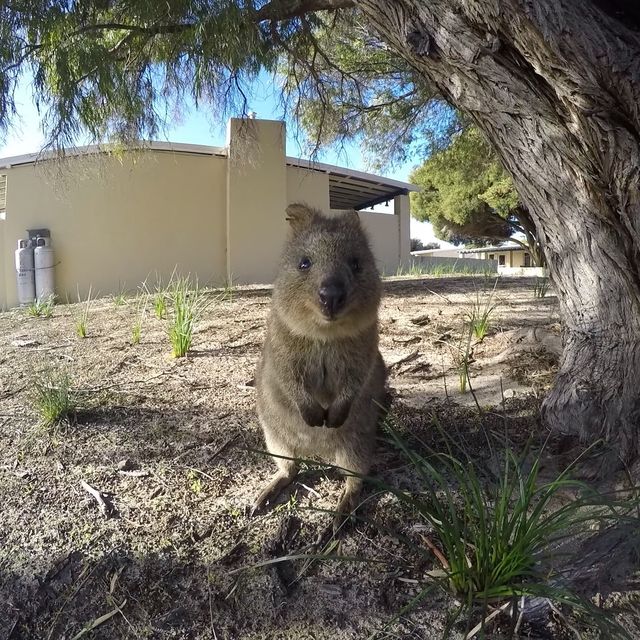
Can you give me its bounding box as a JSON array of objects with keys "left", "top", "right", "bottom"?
[
  {"left": 409, "top": 126, "right": 543, "bottom": 263},
  {"left": 0, "top": 1, "right": 455, "bottom": 164}
]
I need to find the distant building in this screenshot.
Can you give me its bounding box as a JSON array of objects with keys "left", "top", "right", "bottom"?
[{"left": 460, "top": 243, "right": 546, "bottom": 276}]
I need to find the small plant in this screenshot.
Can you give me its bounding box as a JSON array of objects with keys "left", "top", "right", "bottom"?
[
  {"left": 33, "top": 368, "right": 76, "bottom": 428},
  {"left": 26, "top": 294, "right": 56, "bottom": 318},
  {"left": 153, "top": 291, "right": 167, "bottom": 319},
  {"left": 188, "top": 469, "right": 203, "bottom": 495},
  {"left": 467, "top": 277, "right": 499, "bottom": 340},
  {"left": 455, "top": 322, "right": 474, "bottom": 393},
  {"left": 73, "top": 286, "right": 93, "bottom": 338},
  {"left": 533, "top": 276, "right": 550, "bottom": 298},
  {"left": 372, "top": 418, "right": 635, "bottom": 639},
  {"left": 167, "top": 275, "right": 210, "bottom": 357},
  {"left": 131, "top": 293, "right": 147, "bottom": 345},
  {"left": 112, "top": 283, "right": 127, "bottom": 306}
]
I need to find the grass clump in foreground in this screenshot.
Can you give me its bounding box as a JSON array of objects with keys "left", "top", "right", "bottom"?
[
  {"left": 33, "top": 368, "right": 77, "bottom": 428},
  {"left": 167, "top": 275, "right": 212, "bottom": 357},
  {"left": 371, "top": 418, "right": 636, "bottom": 638}
]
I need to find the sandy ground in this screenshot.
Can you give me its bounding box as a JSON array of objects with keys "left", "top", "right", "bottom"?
[{"left": 0, "top": 275, "right": 616, "bottom": 639}]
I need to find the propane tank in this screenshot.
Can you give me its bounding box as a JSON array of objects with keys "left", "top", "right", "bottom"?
[
  {"left": 34, "top": 236, "right": 55, "bottom": 302},
  {"left": 15, "top": 239, "right": 36, "bottom": 305}
]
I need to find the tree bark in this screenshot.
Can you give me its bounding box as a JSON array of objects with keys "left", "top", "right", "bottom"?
[{"left": 358, "top": 0, "right": 640, "bottom": 460}]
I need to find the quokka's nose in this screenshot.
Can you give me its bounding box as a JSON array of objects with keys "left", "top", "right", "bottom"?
[{"left": 318, "top": 279, "right": 346, "bottom": 317}]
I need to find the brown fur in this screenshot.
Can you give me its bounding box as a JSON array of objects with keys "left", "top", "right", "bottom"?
[{"left": 253, "top": 203, "right": 387, "bottom": 531}]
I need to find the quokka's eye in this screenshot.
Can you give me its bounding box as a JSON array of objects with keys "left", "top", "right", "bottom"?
[
  {"left": 298, "top": 257, "right": 312, "bottom": 271},
  {"left": 350, "top": 257, "right": 360, "bottom": 272}
]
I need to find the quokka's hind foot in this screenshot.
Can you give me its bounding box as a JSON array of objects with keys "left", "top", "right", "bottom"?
[
  {"left": 250, "top": 465, "right": 298, "bottom": 516},
  {"left": 332, "top": 477, "right": 364, "bottom": 535}
]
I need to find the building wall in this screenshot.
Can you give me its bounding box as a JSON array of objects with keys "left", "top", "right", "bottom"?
[
  {"left": 286, "top": 166, "right": 330, "bottom": 212},
  {"left": 1, "top": 150, "right": 227, "bottom": 307},
  {"left": 226, "top": 119, "right": 288, "bottom": 285},
  {"left": 356, "top": 211, "right": 401, "bottom": 276},
  {"left": 483, "top": 249, "right": 530, "bottom": 268},
  {"left": 0, "top": 119, "right": 411, "bottom": 308},
  {"left": 413, "top": 248, "right": 461, "bottom": 258}
]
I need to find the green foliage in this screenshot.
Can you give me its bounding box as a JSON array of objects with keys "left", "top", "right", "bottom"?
[
  {"left": 281, "top": 9, "right": 458, "bottom": 169},
  {"left": 0, "top": 2, "right": 460, "bottom": 169},
  {"left": 72, "top": 286, "right": 93, "bottom": 338},
  {"left": 26, "top": 294, "right": 55, "bottom": 318},
  {"left": 33, "top": 368, "right": 76, "bottom": 428},
  {"left": 376, "top": 420, "right": 635, "bottom": 639},
  {"left": 467, "top": 278, "right": 499, "bottom": 341},
  {"left": 131, "top": 293, "right": 147, "bottom": 345},
  {"left": 153, "top": 292, "right": 167, "bottom": 320},
  {"left": 168, "top": 275, "right": 210, "bottom": 358},
  {"left": 410, "top": 126, "right": 522, "bottom": 245},
  {"left": 0, "top": 1, "right": 280, "bottom": 147},
  {"left": 453, "top": 322, "right": 474, "bottom": 393}
]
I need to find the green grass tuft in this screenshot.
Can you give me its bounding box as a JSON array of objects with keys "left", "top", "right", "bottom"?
[
  {"left": 371, "top": 418, "right": 636, "bottom": 638},
  {"left": 153, "top": 292, "right": 167, "bottom": 319},
  {"left": 26, "top": 294, "right": 56, "bottom": 318},
  {"left": 167, "top": 276, "right": 211, "bottom": 357},
  {"left": 467, "top": 277, "right": 499, "bottom": 341},
  {"left": 73, "top": 286, "right": 93, "bottom": 338},
  {"left": 33, "top": 369, "right": 77, "bottom": 428}
]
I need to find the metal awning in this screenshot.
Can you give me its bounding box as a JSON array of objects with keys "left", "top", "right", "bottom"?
[{"left": 286, "top": 157, "right": 417, "bottom": 210}]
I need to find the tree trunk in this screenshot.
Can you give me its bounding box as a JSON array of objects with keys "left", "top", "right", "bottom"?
[
  {"left": 358, "top": 0, "right": 640, "bottom": 460},
  {"left": 515, "top": 207, "right": 545, "bottom": 268}
]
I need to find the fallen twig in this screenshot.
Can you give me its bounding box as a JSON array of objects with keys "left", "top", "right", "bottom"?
[
  {"left": 426, "top": 288, "right": 453, "bottom": 304},
  {"left": 465, "top": 600, "right": 511, "bottom": 639},
  {"left": 420, "top": 534, "right": 450, "bottom": 570},
  {"left": 69, "top": 600, "right": 126, "bottom": 640},
  {"left": 388, "top": 350, "right": 420, "bottom": 370},
  {"left": 118, "top": 469, "right": 150, "bottom": 477},
  {"left": 80, "top": 480, "right": 111, "bottom": 517}
]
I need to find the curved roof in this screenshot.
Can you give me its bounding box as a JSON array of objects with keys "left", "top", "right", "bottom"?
[{"left": 0, "top": 141, "right": 417, "bottom": 211}]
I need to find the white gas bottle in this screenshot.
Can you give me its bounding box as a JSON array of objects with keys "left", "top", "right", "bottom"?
[
  {"left": 15, "top": 239, "right": 36, "bottom": 305},
  {"left": 34, "top": 236, "right": 55, "bottom": 302}
]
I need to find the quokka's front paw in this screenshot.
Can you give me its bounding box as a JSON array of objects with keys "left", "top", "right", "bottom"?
[
  {"left": 299, "top": 402, "right": 327, "bottom": 427},
  {"left": 325, "top": 400, "right": 351, "bottom": 428}
]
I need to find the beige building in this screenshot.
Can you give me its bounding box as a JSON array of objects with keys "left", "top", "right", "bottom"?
[
  {"left": 0, "top": 118, "right": 415, "bottom": 309},
  {"left": 460, "top": 243, "right": 546, "bottom": 276}
]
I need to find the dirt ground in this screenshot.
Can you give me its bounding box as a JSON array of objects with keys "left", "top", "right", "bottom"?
[{"left": 0, "top": 275, "right": 630, "bottom": 639}]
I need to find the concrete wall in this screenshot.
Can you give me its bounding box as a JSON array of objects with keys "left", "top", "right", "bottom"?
[
  {"left": 286, "top": 166, "right": 330, "bottom": 212},
  {"left": 355, "top": 211, "right": 402, "bottom": 276},
  {"left": 226, "top": 119, "right": 288, "bottom": 285},
  {"left": 410, "top": 255, "right": 498, "bottom": 274},
  {"left": 1, "top": 151, "right": 227, "bottom": 307}
]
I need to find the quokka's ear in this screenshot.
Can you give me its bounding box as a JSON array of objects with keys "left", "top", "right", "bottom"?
[
  {"left": 344, "top": 209, "right": 362, "bottom": 227},
  {"left": 286, "top": 203, "right": 316, "bottom": 232}
]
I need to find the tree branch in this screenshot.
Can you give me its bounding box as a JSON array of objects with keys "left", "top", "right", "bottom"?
[{"left": 255, "top": 0, "right": 355, "bottom": 22}]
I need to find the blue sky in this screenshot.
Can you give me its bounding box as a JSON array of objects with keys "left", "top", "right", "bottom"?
[{"left": 0, "top": 75, "right": 445, "bottom": 244}]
